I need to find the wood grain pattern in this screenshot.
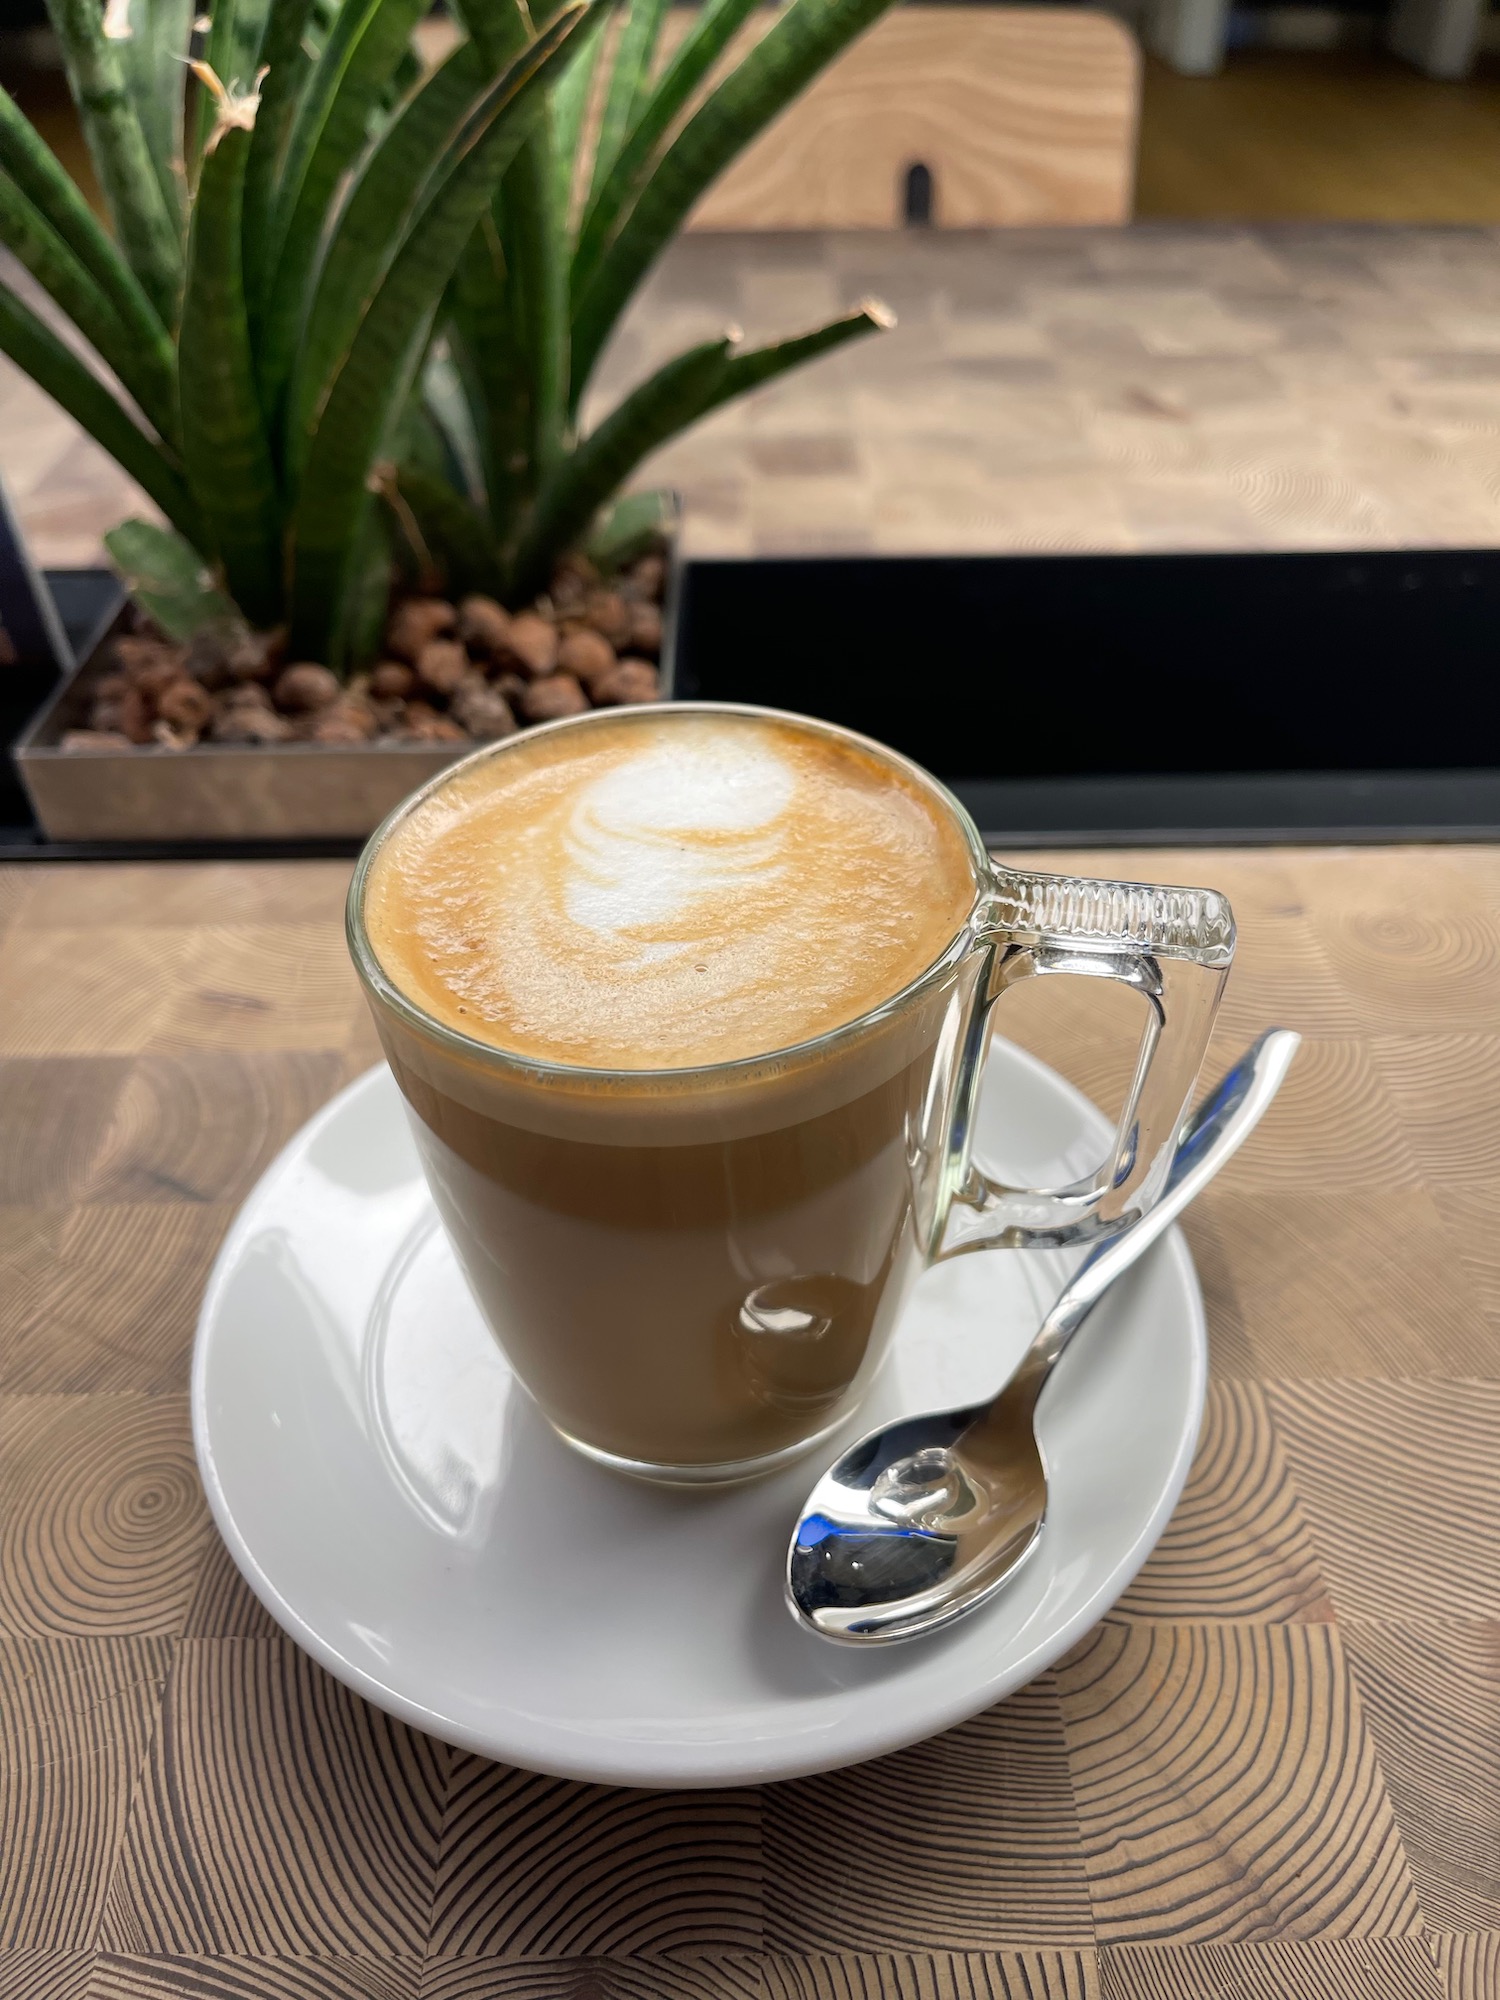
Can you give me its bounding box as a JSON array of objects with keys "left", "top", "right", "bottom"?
[
  {"left": 0, "top": 844, "right": 1496, "bottom": 1989},
  {"left": 429, "top": 1762, "right": 761, "bottom": 1958},
  {"left": 0, "top": 929, "right": 201, "bottom": 1056},
  {"left": 0, "top": 1955, "right": 95, "bottom": 2000},
  {"left": 178, "top": 1535, "right": 281, "bottom": 1643},
  {"left": 1057, "top": 1623, "right": 1420, "bottom": 1943},
  {"left": 419, "top": 1959, "right": 765, "bottom": 1999},
  {"left": 1305, "top": 902, "right": 1500, "bottom": 1036},
  {"left": 0, "top": 1059, "right": 132, "bottom": 1203},
  {"left": 680, "top": 9, "right": 1139, "bottom": 231},
  {"left": 1192, "top": 1187, "right": 1497, "bottom": 1377},
  {"left": 0, "top": 1395, "right": 207, "bottom": 1637},
  {"left": 88, "top": 1959, "right": 418, "bottom": 2000},
  {"left": 147, "top": 928, "right": 363, "bottom": 1055},
  {"left": 11, "top": 863, "right": 351, "bottom": 931},
  {"left": 0, "top": 1205, "right": 234, "bottom": 1394},
  {"left": 1370, "top": 1035, "right": 1500, "bottom": 1183},
  {"left": 1343, "top": 1622, "right": 1500, "bottom": 1928},
  {"left": 1206, "top": 914, "right": 1365, "bottom": 1046},
  {"left": 1424, "top": 1182, "right": 1500, "bottom": 1323},
  {"left": 761, "top": 1955, "right": 1100, "bottom": 1999},
  {"left": 765, "top": 1683, "right": 1091, "bottom": 1950},
  {"left": 0, "top": 1637, "right": 172, "bottom": 1950},
  {"left": 1096, "top": 1939, "right": 1446, "bottom": 1998},
  {"left": 1268, "top": 1380, "right": 1500, "bottom": 1623},
  {"left": 101, "top": 1641, "right": 448, "bottom": 1957},
  {"left": 78, "top": 1052, "right": 348, "bottom": 1206},
  {"left": 1189, "top": 1037, "right": 1422, "bottom": 1194},
  {"left": 1114, "top": 1382, "right": 1330, "bottom": 1622},
  {"left": 1434, "top": 1931, "right": 1500, "bottom": 2000}
]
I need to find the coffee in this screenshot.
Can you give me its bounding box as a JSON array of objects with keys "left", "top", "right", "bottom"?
[
  {"left": 363, "top": 708, "right": 976, "bottom": 1069},
  {"left": 352, "top": 704, "right": 1235, "bottom": 1481},
  {"left": 355, "top": 707, "right": 983, "bottom": 1475}
]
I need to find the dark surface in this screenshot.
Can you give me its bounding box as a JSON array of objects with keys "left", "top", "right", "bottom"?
[
  {"left": 0, "top": 567, "right": 121, "bottom": 844},
  {"left": 673, "top": 547, "right": 1500, "bottom": 841}
]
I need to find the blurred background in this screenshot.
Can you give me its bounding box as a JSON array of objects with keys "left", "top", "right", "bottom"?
[{"left": 3, "top": 0, "right": 1498, "bottom": 575}]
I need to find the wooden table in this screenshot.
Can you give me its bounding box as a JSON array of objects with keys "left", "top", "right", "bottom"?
[{"left": 1, "top": 848, "right": 1496, "bottom": 2000}]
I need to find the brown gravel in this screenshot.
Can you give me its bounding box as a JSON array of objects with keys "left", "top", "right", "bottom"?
[
  {"left": 273, "top": 662, "right": 341, "bottom": 712},
  {"left": 155, "top": 679, "right": 214, "bottom": 732},
  {"left": 581, "top": 590, "right": 632, "bottom": 647},
  {"left": 386, "top": 597, "right": 457, "bottom": 663},
  {"left": 414, "top": 639, "right": 468, "bottom": 700},
  {"left": 67, "top": 546, "right": 667, "bottom": 753},
  {"left": 592, "top": 659, "right": 661, "bottom": 705},
  {"left": 557, "top": 628, "right": 616, "bottom": 691},
  {"left": 517, "top": 673, "right": 588, "bottom": 722},
  {"left": 498, "top": 612, "right": 560, "bottom": 680},
  {"left": 370, "top": 661, "right": 415, "bottom": 699},
  {"left": 457, "top": 595, "right": 512, "bottom": 659}
]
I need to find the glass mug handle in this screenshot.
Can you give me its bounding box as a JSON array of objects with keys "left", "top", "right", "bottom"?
[{"left": 939, "top": 864, "right": 1236, "bottom": 1253}]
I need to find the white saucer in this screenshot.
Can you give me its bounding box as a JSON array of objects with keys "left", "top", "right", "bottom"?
[{"left": 192, "top": 1040, "right": 1205, "bottom": 1788}]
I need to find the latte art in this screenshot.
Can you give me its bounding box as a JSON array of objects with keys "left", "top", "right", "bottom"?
[
  {"left": 365, "top": 708, "right": 978, "bottom": 1069},
  {"left": 560, "top": 733, "right": 796, "bottom": 963}
]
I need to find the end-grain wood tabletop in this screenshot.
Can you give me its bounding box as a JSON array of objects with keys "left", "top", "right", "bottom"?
[{"left": 0, "top": 847, "right": 1496, "bottom": 2000}]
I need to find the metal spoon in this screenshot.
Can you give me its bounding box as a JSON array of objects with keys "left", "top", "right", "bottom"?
[{"left": 787, "top": 1027, "right": 1300, "bottom": 1644}]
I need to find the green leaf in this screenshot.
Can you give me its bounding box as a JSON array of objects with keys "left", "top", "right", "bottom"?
[
  {"left": 446, "top": 213, "right": 528, "bottom": 538},
  {"left": 589, "top": 0, "right": 670, "bottom": 197},
  {"left": 384, "top": 459, "right": 504, "bottom": 598},
  {"left": 288, "top": 38, "right": 485, "bottom": 478},
  {"left": 103, "top": 515, "right": 240, "bottom": 637},
  {"left": 340, "top": 491, "right": 394, "bottom": 668},
  {"left": 0, "top": 176, "right": 178, "bottom": 443},
  {"left": 549, "top": 0, "right": 610, "bottom": 226},
  {"left": 179, "top": 118, "right": 284, "bottom": 624},
  {"left": 257, "top": 0, "right": 430, "bottom": 426},
  {"left": 708, "top": 297, "right": 891, "bottom": 401},
  {"left": 117, "top": 0, "right": 193, "bottom": 229},
  {"left": 448, "top": 0, "right": 533, "bottom": 73},
  {"left": 422, "top": 345, "right": 488, "bottom": 510},
  {"left": 0, "top": 284, "right": 196, "bottom": 533},
  {"left": 286, "top": 3, "right": 587, "bottom": 663},
  {"left": 0, "top": 87, "right": 168, "bottom": 337},
  {"left": 517, "top": 301, "right": 889, "bottom": 593},
  {"left": 585, "top": 485, "right": 672, "bottom": 570},
  {"left": 0, "top": 109, "right": 180, "bottom": 438},
  {"left": 498, "top": 120, "right": 569, "bottom": 488},
  {"left": 44, "top": 0, "right": 184, "bottom": 325},
  {"left": 240, "top": 0, "right": 314, "bottom": 337},
  {"left": 508, "top": 331, "right": 727, "bottom": 598},
  {"left": 571, "top": 0, "right": 895, "bottom": 399},
  {"left": 572, "top": 0, "right": 761, "bottom": 304}
]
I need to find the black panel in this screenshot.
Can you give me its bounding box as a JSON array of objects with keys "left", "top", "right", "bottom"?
[{"left": 674, "top": 549, "right": 1500, "bottom": 776}]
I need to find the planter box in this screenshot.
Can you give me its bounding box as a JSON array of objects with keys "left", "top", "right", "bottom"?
[
  {"left": 672, "top": 548, "right": 1500, "bottom": 843},
  {"left": 12, "top": 548, "right": 683, "bottom": 847},
  {"left": 11, "top": 544, "right": 1500, "bottom": 851}
]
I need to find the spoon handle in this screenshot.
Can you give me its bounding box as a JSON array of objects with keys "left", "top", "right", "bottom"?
[{"left": 1024, "top": 1028, "right": 1300, "bottom": 1382}]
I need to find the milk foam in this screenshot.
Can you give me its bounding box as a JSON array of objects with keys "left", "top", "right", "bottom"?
[
  {"left": 364, "top": 711, "right": 978, "bottom": 1069},
  {"left": 562, "top": 734, "right": 795, "bottom": 960}
]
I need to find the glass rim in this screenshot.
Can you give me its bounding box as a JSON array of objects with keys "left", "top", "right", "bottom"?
[{"left": 345, "top": 700, "right": 993, "bottom": 1090}]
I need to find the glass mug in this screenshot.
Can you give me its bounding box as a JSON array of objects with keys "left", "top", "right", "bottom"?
[{"left": 348, "top": 704, "right": 1234, "bottom": 1484}]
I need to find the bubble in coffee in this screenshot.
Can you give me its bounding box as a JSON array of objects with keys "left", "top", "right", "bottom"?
[{"left": 365, "top": 708, "right": 978, "bottom": 1068}]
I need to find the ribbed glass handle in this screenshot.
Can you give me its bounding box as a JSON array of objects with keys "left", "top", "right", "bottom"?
[
  {"left": 939, "top": 863, "right": 1236, "bottom": 1254},
  {"left": 987, "top": 869, "right": 1236, "bottom": 966}
]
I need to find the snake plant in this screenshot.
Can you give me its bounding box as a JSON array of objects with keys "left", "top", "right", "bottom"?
[
  {"left": 406, "top": 0, "right": 897, "bottom": 604},
  {"left": 0, "top": 0, "right": 895, "bottom": 669}
]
